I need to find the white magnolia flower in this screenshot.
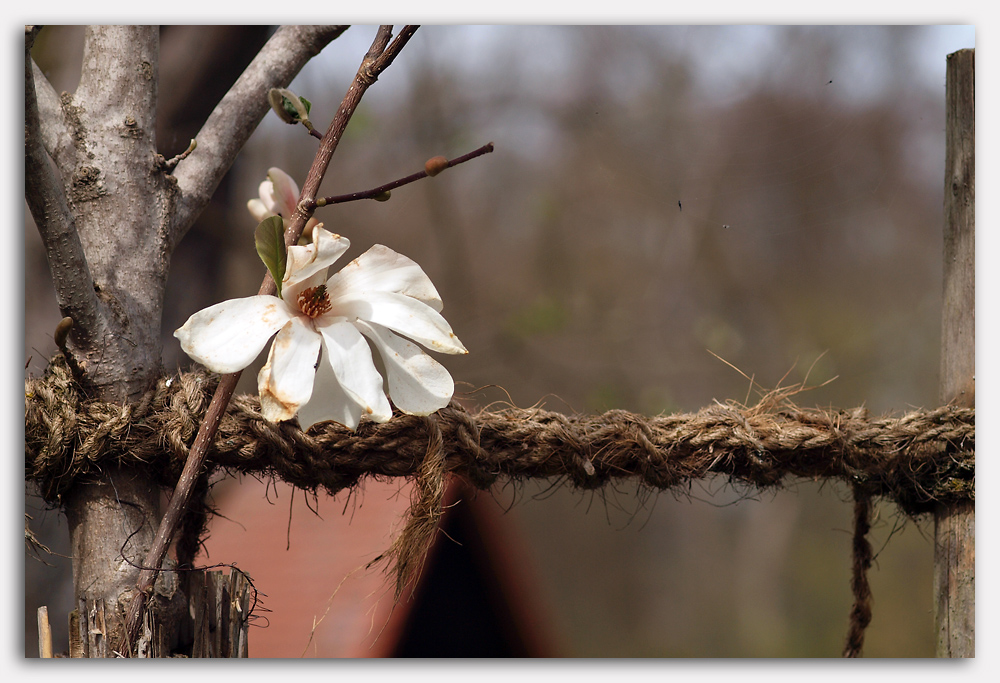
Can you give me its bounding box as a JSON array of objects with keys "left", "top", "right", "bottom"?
[
  {"left": 174, "top": 225, "right": 467, "bottom": 430},
  {"left": 247, "top": 167, "right": 319, "bottom": 234}
]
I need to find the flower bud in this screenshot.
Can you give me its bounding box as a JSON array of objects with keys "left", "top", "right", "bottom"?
[
  {"left": 54, "top": 317, "right": 73, "bottom": 350},
  {"left": 268, "top": 88, "right": 313, "bottom": 130},
  {"left": 373, "top": 190, "right": 392, "bottom": 202},
  {"left": 424, "top": 156, "right": 449, "bottom": 177},
  {"left": 268, "top": 89, "right": 298, "bottom": 124}
]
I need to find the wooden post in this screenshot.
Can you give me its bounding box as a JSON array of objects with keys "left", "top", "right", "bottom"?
[
  {"left": 42, "top": 570, "right": 250, "bottom": 657},
  {"left": 37, "top": 606, "right": 53, "bottom": 658},
  {"left": 935, "top": 47, "right": 974, "bottom": 658}
]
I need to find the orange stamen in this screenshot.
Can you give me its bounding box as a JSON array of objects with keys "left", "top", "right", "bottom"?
[{"left": 298, "top": 285, "right": 332, "bottom": 318}]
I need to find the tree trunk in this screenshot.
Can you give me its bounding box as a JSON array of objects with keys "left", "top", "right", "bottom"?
[
  {"left": 38, "top": 26, "right": 178, "bottom": 655},
  {"left": 26, "top": 23, "right": 347, "bottom": 655}
]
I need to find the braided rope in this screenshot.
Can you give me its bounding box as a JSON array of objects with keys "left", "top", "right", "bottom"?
[{"left": 26, "top": 357, "right": 974, "bottom": 517}]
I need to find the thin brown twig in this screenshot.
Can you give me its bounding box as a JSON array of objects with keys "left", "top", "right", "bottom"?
[
  {"left": 117, "top": 25, "right": 422, "bottom": 656},
  {"left": 369, "top": 26, "right": 418, "bottom": 74},
  {"left": 312, "top": 143, "right": 494, "bottom": 208}
]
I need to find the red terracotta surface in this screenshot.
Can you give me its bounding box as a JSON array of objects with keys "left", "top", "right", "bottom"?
[{"left": 202, "top": 476, "right": 417, "bottom": 658}]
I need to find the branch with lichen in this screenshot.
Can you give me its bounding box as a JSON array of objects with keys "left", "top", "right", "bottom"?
[
  {"left": 29, "top": 59, "right": 74, "bottom": 167},
  {"left": 24, "top": 25, "right": 104, "bottom": 350},
  {"left": 169, "top": 25, "right": 349, "bottom": 248}
]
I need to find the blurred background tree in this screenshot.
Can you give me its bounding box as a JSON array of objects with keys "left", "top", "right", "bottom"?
[{"left": 25, "top": 25, "right": 972, "bottom": 657}]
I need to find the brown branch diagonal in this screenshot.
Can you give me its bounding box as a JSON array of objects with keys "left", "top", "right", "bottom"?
[
  {"left": 312, "top": 142, "right": 494, "bottom": 208},
  {"left": 117, "top": 24, "right": 416, "bottom": 655}
]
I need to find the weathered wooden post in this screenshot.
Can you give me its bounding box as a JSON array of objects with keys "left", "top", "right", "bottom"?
[{"left": 935, "top": 47, "right": 974, "bottom": 658}]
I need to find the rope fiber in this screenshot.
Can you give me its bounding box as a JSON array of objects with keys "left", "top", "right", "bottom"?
[{"left": 26, "top": 356, "right": 974, "bottom": 516}]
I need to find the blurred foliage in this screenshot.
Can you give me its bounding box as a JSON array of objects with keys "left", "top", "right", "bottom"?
[
  {"left": 504, "top": 295, "right": 571, "bottom": 339},
  {"left": 25, "top": 25, "right": 962, "bottom": 657}
]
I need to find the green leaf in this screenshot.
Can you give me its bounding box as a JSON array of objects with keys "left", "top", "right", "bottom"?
[
  {"left": 281, "top": 97, "right": 298, "bottom": 121},
  {"left": 281, "top": 95, "right": 312, "bottom": 121},
  {"left": 255, "top": 215, "right": 287, "bottom": 296}
]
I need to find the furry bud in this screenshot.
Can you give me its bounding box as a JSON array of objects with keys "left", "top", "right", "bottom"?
[{"left": 268, "top": 89, "right": 298, "bottom": 124}]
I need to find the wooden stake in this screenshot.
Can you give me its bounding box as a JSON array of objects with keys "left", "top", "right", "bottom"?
[
  {"left": 188, "top": 570, "right": 251, "bottom": 657},
  {"left": 37, "top": 606, "right": 53, "bottom": 658},
  {"left": 68, "top": 608, "right": 83, "bottom": 657},
  {"left": 935, "top": 47, "right": 974, "bottom": 658}
]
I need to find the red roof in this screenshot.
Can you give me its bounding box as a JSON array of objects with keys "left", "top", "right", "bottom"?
[{"left": 203, "top": 475, "right": 558, "bottom": 657}]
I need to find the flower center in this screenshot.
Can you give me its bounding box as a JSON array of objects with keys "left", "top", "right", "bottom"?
[{"left": 297, "top": 285, "right": 332, "bottom": 318}]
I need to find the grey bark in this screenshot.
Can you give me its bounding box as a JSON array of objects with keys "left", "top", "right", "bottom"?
[{"left": 25, "top": 23, "right": 347, "bottom": 655}]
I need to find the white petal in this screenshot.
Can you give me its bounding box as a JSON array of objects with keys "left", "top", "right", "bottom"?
[
  {"left": 318, "top": 321, "right": 392, "bottom": 424},
  {"left": 247, "top": 198, "right": 272, "bottom": 223},
  {"left": 257, "top": 317, "right": 322, "bottom": 422},
  {"left": 331, "top": 291, "right": 467, "bottom": 355},
  {"left": 267, "top": 167, "right": 300, "bottom": 218},
  {"left": 325, "top": 244, "right": 444, "bottom": 312},
  {"left": 296, "top": 353, "right": 366, "bottom": 431},
  {"left": 174, "top": 296, "right": 293, "bottom": 373},
  {"left": 283, "top": 225, "right": 350, "bottom": 301},
  {"left": 257, "top": 180, "right": 278, "bottom": 213},
  {"left": 357, "top": 321, "right": 455, "bottom": 415}
]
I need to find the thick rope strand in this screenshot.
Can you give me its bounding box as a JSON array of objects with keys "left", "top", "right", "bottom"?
[
  {"left": 843, "top": 485, "right": 874, "bottom": 657},
  {"left": 26, "top": 360, "right": 974, "bottom": 517}
]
